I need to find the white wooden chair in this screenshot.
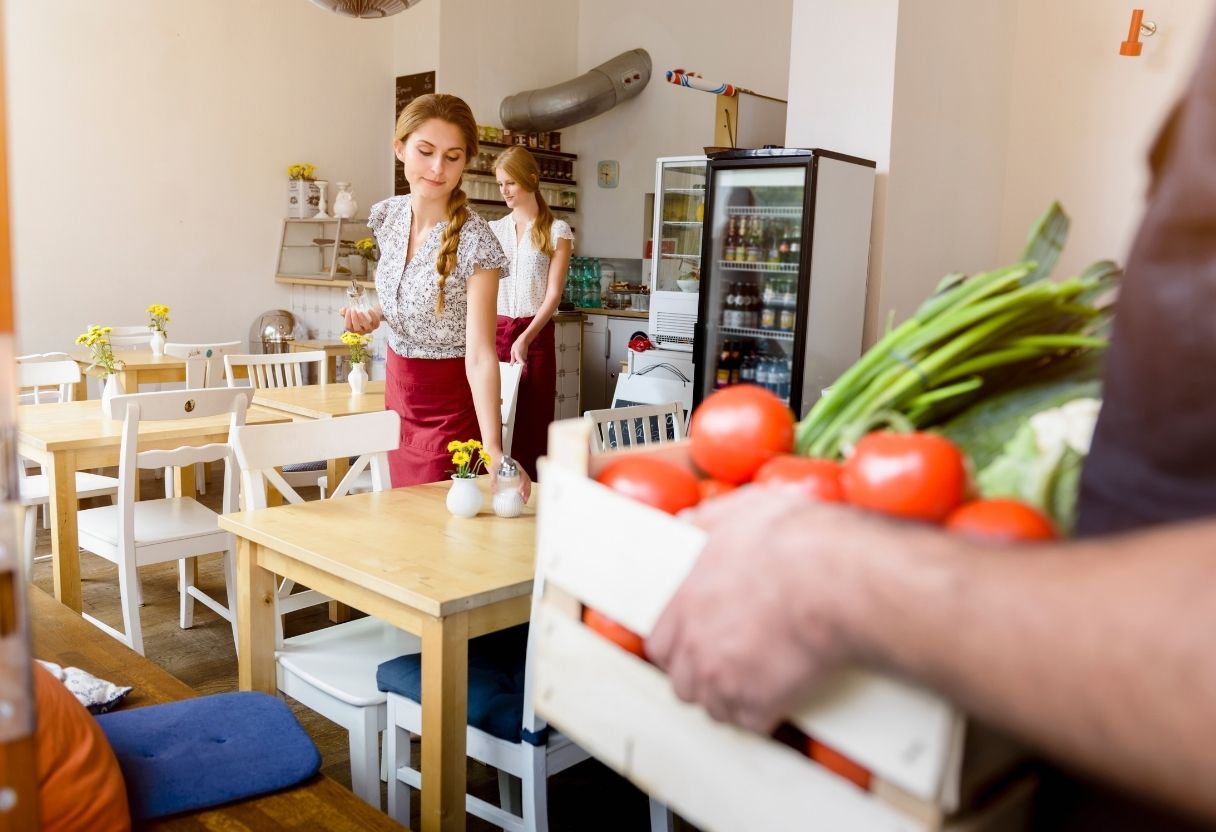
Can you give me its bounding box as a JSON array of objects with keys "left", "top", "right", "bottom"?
[
  {"left": 316, "top": 361, "right": 523, "bottom": 496},
  {"left": 225, "top": 351, "right": 329, "bottom": 490},
  {"left": 224, "top": 350, "right": 327, "bottom": 389},
  {"left": 106, "top": 324, "right": 152, "bottom": 349},
  {"left": 164, "top": 341, "right": 242, "bottom": 495},
  {"left": 165, "top": 341, "right": 242, "bottom": 389},
  {"left": 230, "top": 410, "right": 418, "bottom": 809},
  {"left": 582, "top": 401, "right": 687, "bottom": 454},
  {"left": 15, "top": 358, "right": 119, "bottom": 574},
  {"left": 75, "top": 387, "right": 248, "bottom": 656}
]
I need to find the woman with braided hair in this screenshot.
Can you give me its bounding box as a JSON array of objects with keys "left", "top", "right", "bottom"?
[
  {"left": 342, "top": 93, "right": 530, "bottom": 498},
  {"left": 488, "top": 146, "right": 574, "bottom": 481}
]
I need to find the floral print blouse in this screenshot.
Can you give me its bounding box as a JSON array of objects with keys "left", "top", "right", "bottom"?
[
  {"left": 487, "top": 216, "right": 574, "bottom": 319},
  {"left": 368, "top": 195, "right": 509, "bottom": 359}
]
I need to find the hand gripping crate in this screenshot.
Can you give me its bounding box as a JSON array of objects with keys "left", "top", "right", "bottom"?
[{"left": 534, "top": 419, "right": 1034, "bottom": 831}]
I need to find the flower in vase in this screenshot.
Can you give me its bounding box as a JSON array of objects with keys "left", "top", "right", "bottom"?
[
  {"left": 146, "top": 303, "right": 170, "bottom": 333},
  {"left": 340, "top": 331, "right": 372, "bottom": 366},
  {"left": 287, "top": 163, "right": 317, "bottom": 181},
  {"left": 75, "top": 325, "right": 125, "bottom": 376},
  {"left": 448, "top": 439, "right": 491, "bottom": 479},
  {"left": 354, "top": 237, "right": 379, "bottom": 263}
]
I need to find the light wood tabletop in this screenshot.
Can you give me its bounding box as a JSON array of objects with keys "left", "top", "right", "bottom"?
[
  {"left": 220, "top": 480, "right": 537, "bottom": 832},
  {"left": 17, "top": 399, "right": 289, "bottom": 611},
  {"left": 251, "top": 380, "right": 386, "bottom": 421},
  {"left": 68, "top": 348, "right": 186, "bottom": 400}
]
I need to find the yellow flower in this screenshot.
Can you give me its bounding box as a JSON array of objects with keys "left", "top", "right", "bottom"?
[
  {"left": 452, "top": 451, "right": 470, "bottom": 466},
  {"left": 447, "top": 440, "right": 461, "bottom": 452},
  {"left": 479, "top": 450, "right": 491, "bottom": 465},
  {"left": 467, "top": 439, "right": 482, "bottom": 450}
]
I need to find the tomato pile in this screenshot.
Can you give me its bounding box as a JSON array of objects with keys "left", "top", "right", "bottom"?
[{"left": 581, "top": 385, "right": 1058, "bottom": 783}]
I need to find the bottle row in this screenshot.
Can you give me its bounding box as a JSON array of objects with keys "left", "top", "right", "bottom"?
[
  {"left": 722, "top": 215, "right": 802, "bottom": 264},
  {"left": 564, "top": 256, "right": 603, "bottom": 308},
  {"left": 714, "top": 340, "right": 793, "bottom": 401},
  {"left": 478, "top": 125, "right": 562, "bottom": 152},
  {"left": 720, "top": 278, "right": 799, "bottom": 332},
  {"left": 468, "top": 149, "right": 576, "bottom": 182}
]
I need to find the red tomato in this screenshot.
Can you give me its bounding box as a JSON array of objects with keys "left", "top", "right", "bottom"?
[
  {"left": 689, "top": 385, "right": 795, "bottom": 485},
  {"left": 697, "top": 478, "right": 737, "bottom": 501},
  {"left": 841, "top": 431, "right": 967, "bottom": 523},
  {"left": 753, "top": 455, "right": 844, "bottom": 502},
  {"left": 583, "top": 607, "right": 646, "bottom": 659},
  {"left": 946, "top": 499, "right": 1057, "bottom": 542},
  {"left": 596, "top": 456, "right": 701, "bottom": 515},
  {"left": 806, "top": 738, "right": 872, "bottom": 790}
]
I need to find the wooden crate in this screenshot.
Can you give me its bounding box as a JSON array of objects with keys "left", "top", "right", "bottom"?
[{"left": 534, "top": 419, "right": 1028, "bottom": 831}]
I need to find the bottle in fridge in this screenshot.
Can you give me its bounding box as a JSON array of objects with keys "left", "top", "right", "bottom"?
[{"left": 691, "top": 148, "right": 877, "bottom": 418}]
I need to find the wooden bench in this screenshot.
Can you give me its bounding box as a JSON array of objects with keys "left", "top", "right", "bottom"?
[{"left": 28, "top": 586, "right": 407, "bottom": 831}]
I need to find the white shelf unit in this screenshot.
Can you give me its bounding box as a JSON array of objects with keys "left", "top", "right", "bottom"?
[{"left": 276, "top": 217, "right": 372, "bottom": 282}]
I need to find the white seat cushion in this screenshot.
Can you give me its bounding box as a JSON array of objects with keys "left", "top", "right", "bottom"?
[
  {"left": 278, "top": 617, "right": 421, "bottom": 708},
  {"left": 19, "top": 472, "right": 119, "bottom": 505},
  {"left": 77, "top": 498, "right": 222, "bottom": 547}
]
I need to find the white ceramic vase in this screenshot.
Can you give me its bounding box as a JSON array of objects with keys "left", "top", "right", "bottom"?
[
  {"left": 348, "top": 362, "right": 368, "bottom": 395},
  {"left": 333, "top": 182, "right": 358, "bottom": 219},
  {"left": 446, "top": 476, "right": 483, "bottom": 518},
  {"left": 149, "top": 329, "right": 166, "bottom": 357},
  {"left": 101, "top": 374, "right": 125, "bottom": 418}
]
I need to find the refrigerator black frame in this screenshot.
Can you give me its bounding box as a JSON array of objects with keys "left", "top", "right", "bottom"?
[{"left": 692, "top": 151, "right": 820, "bottom": 416}]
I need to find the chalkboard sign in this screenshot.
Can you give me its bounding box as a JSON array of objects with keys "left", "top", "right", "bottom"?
[{"left": 394, "top": 71, "right": 436, "bottom": 196}]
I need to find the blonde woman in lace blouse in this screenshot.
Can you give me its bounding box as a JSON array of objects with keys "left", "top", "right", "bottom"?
[
  {"left": 488, "top": 147, "right": 574, "bottom": 480},
  {"left": 341, "top": 94, "right": 530, "bottom": 498}
]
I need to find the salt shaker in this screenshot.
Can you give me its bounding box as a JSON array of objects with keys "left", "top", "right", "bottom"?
[
  {"left": 492, "top": 456, "right": 525, "bottom": 518},
  {"left": 346, "top": 280, "right": 373, "bottom": 316}
]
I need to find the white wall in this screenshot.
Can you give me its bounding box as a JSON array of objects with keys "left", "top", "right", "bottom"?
[
  {"left": 393, "top": 0, "right": 441, "bottom": 78},
  {"left": 997, "top": 0, "right": 1213, "bottom": 278},
  {"left": 573, "top": 0, "right": 793, "bottom": 257},
  {"left": 6, "top": 0, "right": 397, "bottom": 355}
]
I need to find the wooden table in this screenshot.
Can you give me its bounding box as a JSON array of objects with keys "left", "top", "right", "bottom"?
[
  {"left": 17, "top": 399, "right": 289, "bottom": 611},
  {"left": 68, "top": 348, "right": 186, "bottom": 400},
  {"left": 221, "top": 480, "right": 537, "bottom": 832},
  {"left": 251, "top": 380, "right": 385, "bottom": 421},
  {"left": 28, "top": 586, "right": 407, "bottom": 831}
]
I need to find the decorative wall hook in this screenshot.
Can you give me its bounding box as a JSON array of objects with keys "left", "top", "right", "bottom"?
[{"left": 1120, "top": 9, "right": 1157, "bottom": 56}]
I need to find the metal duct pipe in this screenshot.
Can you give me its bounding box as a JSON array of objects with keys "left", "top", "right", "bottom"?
[{"left": 499, "top": 48, "right": 652, "bottom": 133}]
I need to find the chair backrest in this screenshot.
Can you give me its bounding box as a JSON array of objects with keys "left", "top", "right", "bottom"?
[
  {"left": 106, "top": 325, "right": 151, "bottom": 349},
  {"left": 583, "top": 401, "right": 687, "bottom": 454},
  {"left": 230, "top": 410, "right": 400, "bottom": 508},
  {"left": 16, "top": 357, "right": 81, "bottom": 404},
  {"left": 165, "top": 341, "right": 242, "bottom": 389},
  {"left": 225, "top": 351, "right": 327, "bottom": 389},
  {"left": 107, "top": 387, "right": 250, "bottom": 538},
  {"left": 499, "top": 361, "right": 523, "bottom": 456}
]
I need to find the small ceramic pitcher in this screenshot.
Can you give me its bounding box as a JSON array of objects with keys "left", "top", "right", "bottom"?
[
  {"left": 149, "top": 329, "right": 166, "bottom": 357},
  {"left": 348, "top": 362, "right": 368, "bottom": 395}
]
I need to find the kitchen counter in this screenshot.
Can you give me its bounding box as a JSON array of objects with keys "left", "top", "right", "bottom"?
[{"left": 576, "top": 307, "right": 649, "bottom": 320}]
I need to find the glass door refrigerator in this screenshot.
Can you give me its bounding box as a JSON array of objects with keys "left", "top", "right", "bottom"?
[
  {"left": 692, "top": 148, "right": 876, "bottom": 418},
  {"left": 647, "top": 155, "right": 707, "bottom": 353}
]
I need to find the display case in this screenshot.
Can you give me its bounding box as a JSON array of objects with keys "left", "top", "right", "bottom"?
[
  {"left": 275, "top": 217, "right": 373, "bottom": 284},
  {"left": 646, "top": 156, "right": 706, "bottom": 351}
]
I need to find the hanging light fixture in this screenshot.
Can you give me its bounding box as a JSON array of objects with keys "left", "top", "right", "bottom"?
[{"left": 308, "top": 0, "right": 423, "bottom": 19}]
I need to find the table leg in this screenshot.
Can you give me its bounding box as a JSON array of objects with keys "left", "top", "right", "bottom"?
[
  {"left": 117, "top": 368, "right": 138, "bottom": 395},
  {"left": 420, "top": 612, "right": 469, "bottom": 832},
  {"left": 46, "top": 451, "right": 81, "bottom": 612},
  {"left": 236, "top": 539, "right": 277, "bottom": 694},
  {"left": 325, "top": 456, "right": 353, "bottom": 624}
]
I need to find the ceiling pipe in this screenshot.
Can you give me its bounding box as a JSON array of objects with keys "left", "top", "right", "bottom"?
[{"left": 499, "top": 48, "right": 652, "bottom": 133}]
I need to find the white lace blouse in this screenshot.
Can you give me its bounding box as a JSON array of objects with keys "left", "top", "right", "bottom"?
[
  {"left": 488, "top": 216, "right": 574, "bottom": 319},
  {"left": 368, "top": 195, "right": 509, "bottom": 359}
]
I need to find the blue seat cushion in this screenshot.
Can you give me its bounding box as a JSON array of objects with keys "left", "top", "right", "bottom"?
[
  {"left": 96, "top": 691, "right": 321, "bottom": 821},
  {"left": 377, "top": 623, "right": 545, "bottom": 745}
]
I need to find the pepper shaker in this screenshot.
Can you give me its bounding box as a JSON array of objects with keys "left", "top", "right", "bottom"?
[{"left": 492, "top": 456, "right": 525, "bottom": 518}]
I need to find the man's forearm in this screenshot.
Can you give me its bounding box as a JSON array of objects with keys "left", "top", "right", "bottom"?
[{"left": 826, "top": 516, "right": 1216, "bottom": 821}]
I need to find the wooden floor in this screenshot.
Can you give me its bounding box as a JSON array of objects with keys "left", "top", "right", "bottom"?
[{"left": 26, "top": 471, "right": 681, "bottom": 831}]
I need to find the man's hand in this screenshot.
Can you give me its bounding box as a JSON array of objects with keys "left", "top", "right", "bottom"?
[{"left": 646, "top": 487, "right": 870, "bottom": 734}]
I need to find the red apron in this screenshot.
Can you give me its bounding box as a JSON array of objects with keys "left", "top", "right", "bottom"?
[
  {"left": 496, "top": 315, "right": 556, "bottom": 481},
  {"left": 385, "top": 350, "right": 481, "bottom": 488}
]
